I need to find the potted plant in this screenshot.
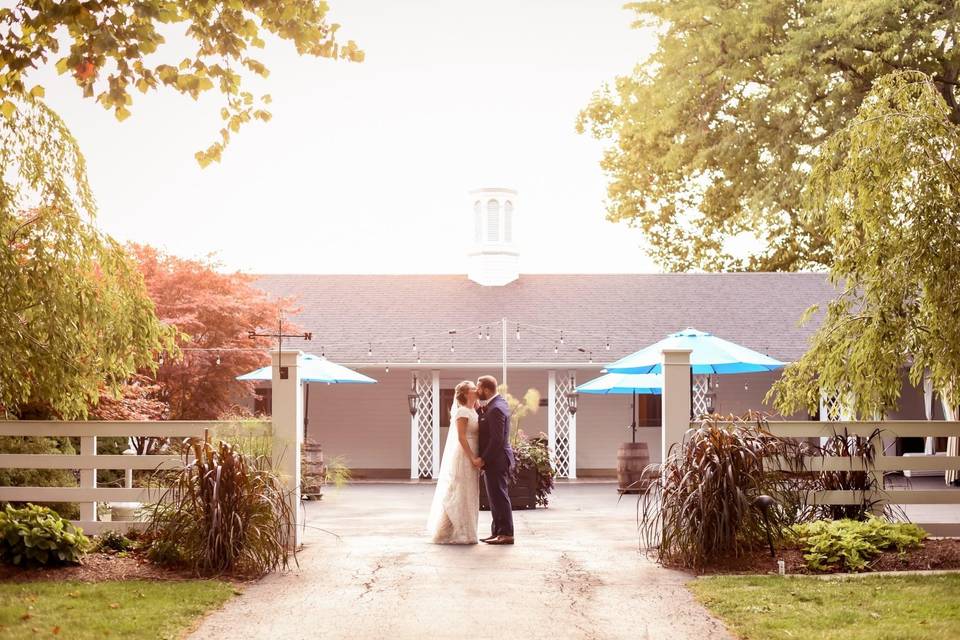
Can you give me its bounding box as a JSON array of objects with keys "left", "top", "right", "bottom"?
[{"left": 480, "top": 387, "right": 556, "bottom": 510}]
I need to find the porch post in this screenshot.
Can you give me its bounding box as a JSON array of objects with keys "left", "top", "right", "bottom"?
[
  {"left": 410, "top": 370, "right": 419, "bottom": 480},
  {"left": 942, "top": 397, "right": 958, "bottom": 485},
  {"left": 567, "top": 370, "right": 577, "bottom": 479},
  {"left": 661, "top": 349, "right": 692, "bottom": 463},
  {"left": 431, "top": 370, "right": 441, "bottom": 479},
  {"left": 923, "top": 374, "right": 936, "bottom": 455},
  {"left": 547, "top": 370, "right": 557, "bottom": 469},
  {"left": 271, "top": 349, "right": 303, "bottom": 549}
]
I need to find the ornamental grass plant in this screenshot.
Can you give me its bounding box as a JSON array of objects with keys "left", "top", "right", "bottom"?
[{"left": 145, "top": 433, "right": 294, "bottom": 577}]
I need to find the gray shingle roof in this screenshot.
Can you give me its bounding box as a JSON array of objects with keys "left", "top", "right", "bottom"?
[{"left": 252, "top": 273, "right": 835, "bottom": 366}]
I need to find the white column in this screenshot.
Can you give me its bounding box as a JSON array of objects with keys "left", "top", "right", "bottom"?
[
  {"left": 410, "top": 370, "right": 419, "bottom": 480},
  {"left": 567, "top": 370, "right": 577, "bottom": 480},
  {"left": 431, "top": 370, "right": 441, "bottom": 479},
  {"left": 547, "top": 370, "right": 557, "bottom": 469},
  {"left": 271, "top": 349, "right": 303, "bottom": 549},
  {"left": 661, "top": 349, "right": 692, "bottom": 463}
]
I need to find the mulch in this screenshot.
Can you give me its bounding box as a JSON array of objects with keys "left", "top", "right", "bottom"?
[
  {"left": 0, "top": 550, "right": 199, "bottom": 583},
  {"left": 695, "top": 538, "right": 960, "bottom": 575}
]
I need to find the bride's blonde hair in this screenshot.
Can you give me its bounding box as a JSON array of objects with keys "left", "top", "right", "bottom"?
[{"left": 453, "top": 380, "right": 476, "bottom": 408}]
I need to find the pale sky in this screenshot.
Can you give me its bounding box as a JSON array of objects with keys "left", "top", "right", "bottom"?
[{"left": 39, "top": 0, "right": 661, "bottom": 275}]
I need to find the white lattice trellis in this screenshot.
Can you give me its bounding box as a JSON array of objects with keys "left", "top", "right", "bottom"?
[
  {"left": 413, "top": 374, "right": 435, "bottom": 478},
  {"left": 553, "top": 373, "right": 576, "bottom": 478},
  {"left": 820, "top": 393, "right": 851, "bottom": 422},
  {"left": 692, "top": 375, "right": 710, "bottom": 418}
]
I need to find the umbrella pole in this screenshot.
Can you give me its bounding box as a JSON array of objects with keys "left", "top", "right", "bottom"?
[
  {"left": 631, "top": 390, "right": 637, "bottom": 444},
  {"left": 303, "top": 382, "right": 310, "bottom": 440}
]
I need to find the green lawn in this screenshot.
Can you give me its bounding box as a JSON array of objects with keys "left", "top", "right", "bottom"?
[
  {"left": 0, "top": 580, "right": 235, "bottom": 639},
  {"left": 690, "top": 574, "right": 960, "bottom": 640}
]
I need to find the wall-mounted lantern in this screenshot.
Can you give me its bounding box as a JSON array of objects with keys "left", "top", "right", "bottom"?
[{"left": 565, "top": 392, "right": 578, "bottom": 416}]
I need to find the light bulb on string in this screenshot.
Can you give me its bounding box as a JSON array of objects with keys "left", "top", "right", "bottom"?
[
  {"left": 560, "top": 330, "right": 564, "bottom": 345},
  {"left": 477, "top": 329, "right": 483, "bottom": 340},
  {"left": 417, "top": 352, "right": 421, "bottom": 364},
  {"left": 215, "top": 353, "right": 221, "bottom": 366},
  {"left": 412, "top": 337, "right": 417, "bottom": 351},
  {"left": 450, "top": 339, "right": 455, "bottom": 353},
  {"left": 554, "top": 343, "right": 558, "bottom": 354},
  {"left": 516, "top": 324, "right": 521, "bottom": 341},
  {"left": 744, "top": 382, "right": 749, "bottom": 391},
  {"left": 321, "top": 346, "right": 325, "bottom": 358},
  {"left": 159, "top": 354, "right": 164, "bottom": 365},
  {"left": 368, "top": 343, "right": 373, "bottom": 357},
  {"left": 386, "top": 361, "right": 390, "bottom": 374},
  {"left": 605, "top": 337, "right": 610, "bottom": 351},
  {"left": 485, "top": 327, "right": 490, "bottom": 341}
]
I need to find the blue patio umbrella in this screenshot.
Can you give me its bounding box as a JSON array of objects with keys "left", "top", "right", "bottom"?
[
  {"left": 237, "top": 353, "right": 376, "bottom": 436},
  {"left": 237, "top": 353, "right": 377, "bottom": 384},
  {"left": 605, "top": 328, "right": 786, "bottom": 375},
  {"left": 576, "top": 372, "right": 662, "bottom": 443}
]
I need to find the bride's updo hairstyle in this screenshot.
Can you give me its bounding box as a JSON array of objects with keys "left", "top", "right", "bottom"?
[{"left": 453, "top": 380, "right": 476, "bottom": 408}]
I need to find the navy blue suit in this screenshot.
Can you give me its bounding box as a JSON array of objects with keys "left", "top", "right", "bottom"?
[{"left": 478, "top": 395, "right": 514, "bottom": 537}]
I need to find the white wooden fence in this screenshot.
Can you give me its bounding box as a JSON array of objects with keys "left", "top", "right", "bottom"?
[
  {"left": 0, "top": 419, "right": 272, "bottom": 535},
  {"left": 762, "top": 420, "right": 960, "bottom": 536}
]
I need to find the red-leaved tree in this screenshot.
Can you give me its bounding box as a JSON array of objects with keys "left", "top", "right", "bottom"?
[{"left": 128, "top": 244, "right": 294, "bottom": 419}]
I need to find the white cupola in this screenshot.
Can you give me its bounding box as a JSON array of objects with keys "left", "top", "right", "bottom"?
[{"left": 467, "top": 187, "right": 519, "bottom": 286}]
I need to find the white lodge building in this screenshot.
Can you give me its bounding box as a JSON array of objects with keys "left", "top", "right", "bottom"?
[{"left": 250, "top": 189, "right": 932, "bottom": 479}]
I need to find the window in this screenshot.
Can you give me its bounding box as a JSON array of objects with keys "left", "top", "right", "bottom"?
[
  {"left": 486, "top": 199, "right": 500, "bottom": 242},
  {"left": 504, "top": 200, "right": 513, "bottom": 242},
  {"left": 473, "top": 201, "right": 482, "bottom": 242}
]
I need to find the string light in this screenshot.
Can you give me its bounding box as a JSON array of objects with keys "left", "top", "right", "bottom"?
[
  {"left": 417, "top": 352, "right": 421, "bottom": 364},
  {"left": 516, "top": 324, "right": 521, "bottom": 341},
  {"left": 215, "top": 354, "right": 221, "bottom": 366},
  {"left": 368, "top": 343, "right": 373, "bottom": 357},
  {"left": 477, "top": 329, "right": 483, "bottom": 340},
  {"left": 605, "top": 336, "right": 610, "bottom": 351},
  {"left": 560, "top": 330, "right": 564, "bottom": 345},
  {"left": 485, "top": 327, "right": 490, "bottom": 340},
  {"left": 159, "top": 355, "right": 164, "bottom": 365},
  {"left": 554, "top": 342, "right": 558, "bottom": 354},
  {"left": 412, "top": 337, "right": 417, "bottom": 351},
  {"left": 450, "top": 339, "right": 455, "bottom": 353},
  {"left": 385, "top": 361, "right": 390, "bottom": 374},
  {"left": 321, "top": 345, "right": 325, "bottom": 358}
]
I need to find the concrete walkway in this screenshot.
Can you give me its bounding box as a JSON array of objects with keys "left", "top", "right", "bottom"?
[{"left": 190, "top": 482, "right": 731, "bottom": 640}]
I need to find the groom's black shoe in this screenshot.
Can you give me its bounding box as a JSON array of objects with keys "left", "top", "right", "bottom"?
[
  {"left": 486, "top": 535, "right": 514, "bottom": 545},
  {"left": 480, "top": 534, "right": 498, "bottom": 543}
]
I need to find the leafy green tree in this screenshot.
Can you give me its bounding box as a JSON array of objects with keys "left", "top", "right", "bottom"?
[
  {"left": 0, "top": 0, "right": 363, "bottom": 165},
  {"left": 579, "top": 0, "right": 960, "bottom": 271},
  {"left": 0, "top": 94, "right": 175, "bottom": 419},
  {"left": 770, "top": 71, "right": 960, "bottom": 417}
]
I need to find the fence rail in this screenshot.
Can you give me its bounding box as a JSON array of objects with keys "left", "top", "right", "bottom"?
[
  {"left": 0, "top": 419, "right": 272, "bottom": 535},
  {"left": 716, "top": 419, "right": 960, "bottom": 537}
]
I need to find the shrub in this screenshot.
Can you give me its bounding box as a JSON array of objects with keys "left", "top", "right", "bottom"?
[
  {"left": 0, "top": 504, "right": 90, "bottom": 566},
  {"left": 0, "top": 436, "right": 79, "bottom": 519},
  {"left": 790, "top": 517, "right": 927, "bottom": 572},
  {"left": 95, "top": 530, "right": 135, "bottom": 553},
  {"left": 145, "top": 434, "right": 294, "bottom": 576},
  {"left": 638, "top": 413, "right": 796, "bottom": 571},
  {"left": 324, "top": 455, "right": 352, "bottom": 489}
]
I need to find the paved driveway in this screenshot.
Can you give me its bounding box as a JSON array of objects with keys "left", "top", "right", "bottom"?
[{"left": 190, "top": 482, "right": 731, "bottom": 640}]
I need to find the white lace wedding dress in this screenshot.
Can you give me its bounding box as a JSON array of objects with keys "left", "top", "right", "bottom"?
[{"left": 426, "top": 404, "right": 479, "bottom": 544}]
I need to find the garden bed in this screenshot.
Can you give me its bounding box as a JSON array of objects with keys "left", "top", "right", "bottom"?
[
  {"left": 0, "top": 549, "right": 202, "bottom": 583},
  {"left": 695, "top": 538, "right": 960, "bottom": 575}
]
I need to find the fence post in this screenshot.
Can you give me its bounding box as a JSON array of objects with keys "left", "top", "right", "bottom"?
[
  {"left": 271, "top": 349, "right": 304, "bottom": 548},
  {"left": 79, "top": 435, "right": 97, "bottom": 522},
  {"left": 661, "top": 349, "right": 692, "bottom": 464}
]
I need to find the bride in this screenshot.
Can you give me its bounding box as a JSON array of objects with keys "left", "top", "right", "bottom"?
[{"left": 427, "top": 380, "right": 482, "bottom": 544}]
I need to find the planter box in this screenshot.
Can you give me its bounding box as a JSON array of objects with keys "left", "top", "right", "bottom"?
[{"left": 480, "top": 465, "right": 539, "bottom": 511}]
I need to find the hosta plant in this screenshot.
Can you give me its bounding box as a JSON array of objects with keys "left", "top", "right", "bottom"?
[
  {"left": 0, "top": 504, "right": 90, "bottom": 566},
  {"left": 790, "top": 517, "right": 927, "bottom": 572},
  {"left": 145, "top": 434, "right": 294, "bottom": 577}
]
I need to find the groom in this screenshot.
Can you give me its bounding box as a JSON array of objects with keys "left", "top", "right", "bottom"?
[{"left": 475, "top": 375, "right": 515, "bottom": 545}]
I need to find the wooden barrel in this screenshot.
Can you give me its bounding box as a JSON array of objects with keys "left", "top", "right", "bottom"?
[{"left": 617, "top": 442, "right": 651, "bottom": 494}]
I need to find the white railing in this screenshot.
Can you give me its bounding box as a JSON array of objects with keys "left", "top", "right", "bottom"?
[
  {"left": 0, "top": 420, "right": 272, "bottom": 535},
  {"left": 725, "top": 420, "right": 960, "bottom": 537}
]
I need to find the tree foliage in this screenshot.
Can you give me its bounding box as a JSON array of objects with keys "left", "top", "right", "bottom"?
[
  {"left": 0, "top": 0, "right": 363, "bottom": 165},
  {"left": 130, "top": 244, "right": 291, "bottom": 420},
  {"left": 770, "top": 71, "right": 960, "bottom": 417},
  {"left": 0, "top": 94, "right": 174, "bottom": 419},
  {"left": 579, "top": 0, "right": 960, "bottom": 271}
]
